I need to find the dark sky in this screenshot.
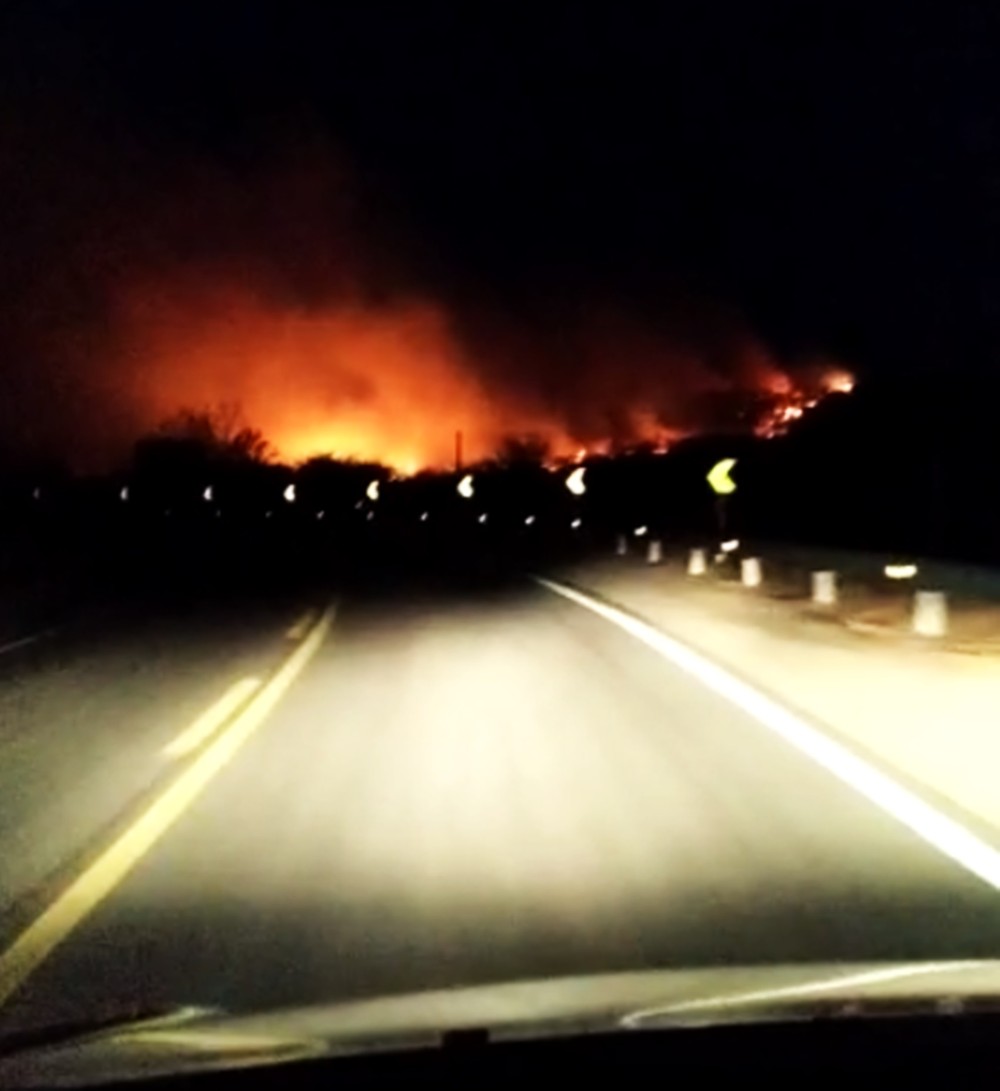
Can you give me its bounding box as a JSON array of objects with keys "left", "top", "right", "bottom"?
[{"left": 1, "top": 1, "right": 998, "bottom": 465}]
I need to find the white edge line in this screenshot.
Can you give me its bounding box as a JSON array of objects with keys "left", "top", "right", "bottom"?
[
  {"left": 620, "top": 960, "right": 990, "bottom": 1026},
  {"left": 537, "top": 577, "right": 1000, "bottom": 893}
]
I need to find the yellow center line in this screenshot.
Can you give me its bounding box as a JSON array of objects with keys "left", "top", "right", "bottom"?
[
  {"left": 161, "top": 677, "right": 262, "bottom": 759},
  {"left": 286, "top": 609, "right": 318, "bottom": 641},
  {"left": 0, "top": 603, "right": 336, "bottom": 1011}
]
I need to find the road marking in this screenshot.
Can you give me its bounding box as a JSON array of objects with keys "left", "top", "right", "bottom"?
[
  {"left": 538, "top": 577, "right": 1000, "bottom": 892},
  {"left": 286, "top": 609, "right": 317, "bottom": 641},
  {"left": 0, "top": 603, "right": 336, "bottom": 1010},
  {"left": 161, "top": 677, "right": 262, "bottom": 759},
  {"left": 621, "top": 961, "right": 987, "bottom": 1025}
]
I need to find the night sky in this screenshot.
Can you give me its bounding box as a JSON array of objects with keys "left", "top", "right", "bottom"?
[{"left": 0, "top": 2, "right": 997, "bottom": 467}]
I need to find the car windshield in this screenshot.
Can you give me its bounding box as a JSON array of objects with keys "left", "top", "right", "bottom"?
[{"left": 3, "top": 0, "right": 1000, "bottom": 1049}]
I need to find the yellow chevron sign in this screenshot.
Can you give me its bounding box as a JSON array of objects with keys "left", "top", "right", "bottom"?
[{"left": 706, "top": 458, "right": 737, "bottom": 495}]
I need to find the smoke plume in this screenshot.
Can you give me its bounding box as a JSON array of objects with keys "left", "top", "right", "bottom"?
[{"left": 0, "top": 100, "right": 826, "bottom": 470}]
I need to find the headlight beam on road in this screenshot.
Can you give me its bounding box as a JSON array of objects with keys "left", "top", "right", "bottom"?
[{"left": 537, "top": 577, "right": 1000, "bottom": 895}]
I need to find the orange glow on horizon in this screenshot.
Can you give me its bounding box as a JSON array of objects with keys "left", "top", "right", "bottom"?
[
  {"left": 115, "top": 288, "right": 582, "bottom": 470},
  {"left": 111, "top": 281, "right": 855, "bottom": 468}
]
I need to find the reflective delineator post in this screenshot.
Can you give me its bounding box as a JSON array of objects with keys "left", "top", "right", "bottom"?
[
  {"left": 647, "top": 539, "right": 662, "bottom": 565},
  {"left": 688, "top": 548, "right": 707, "bottom": 576},
  {"left": 615, "top": 534, "right": 628, "bottom": 556},
  {"left": 912, "top": 591, "right": 948, "bottom": 637},
  {"left": 741, "top": 557, "right": 762, "bottom": 588},
  {"left": 812, "top": 570, "right": 837, "bottom": 606}
]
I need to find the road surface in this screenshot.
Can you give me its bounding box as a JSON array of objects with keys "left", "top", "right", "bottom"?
[{"left": 3, "top": 576, "right": 1000, "bottom": 1033}]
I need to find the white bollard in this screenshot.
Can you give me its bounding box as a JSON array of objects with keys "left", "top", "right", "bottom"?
[
  {"left": 912, "top": 591, "right": 948, "bottom": 637},
  {"left": 615, "top": 534, "right": 628, "bottom": 556},
  {"left": 812, "top": 570, "right": 837, "bottom": 606},
  {"left": 687, "top": 548, "right": 707, "bottom": 576},
  {"left": 647, "top": 539, "right": 662, "bottom": 565},
  {"left": 741, "top": 557, "right": 762, "bottom": 588}
]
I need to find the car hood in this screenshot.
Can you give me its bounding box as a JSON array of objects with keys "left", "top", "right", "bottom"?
[{"left": 4, "top": 960, "right": 1000, "bottom": 1087}]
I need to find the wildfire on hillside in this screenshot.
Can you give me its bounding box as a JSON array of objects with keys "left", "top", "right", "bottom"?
[
  {"left": 754, "top": 369, "right": 855, "bottom": 439},
  {"left": 112, "top": 279, "right": 856, "bottom": 470},
  {"left": 0, "top": 99, "right": 861, "bottom": 473}
]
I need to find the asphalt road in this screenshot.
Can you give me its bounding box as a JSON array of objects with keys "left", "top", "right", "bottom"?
[{"left": 4, "top": 575, "right": 1000, "bottom": 1034}]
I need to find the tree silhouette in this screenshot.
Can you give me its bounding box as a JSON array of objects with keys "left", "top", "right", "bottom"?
[
  {"left": 154, "top": 404, "right": 272, "bottom": 464},
  {"left": 295, "top": 455, "right": 387, "bottom": 508},
  {"left": 496, "top": 433, "right": 550, "bottom": 467}
]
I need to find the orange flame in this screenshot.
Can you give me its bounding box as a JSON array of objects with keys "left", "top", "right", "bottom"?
[
  {"left": 110, "top": 278, "right": 854, "bottom": 467},
  {"left": 754, "top": 366, "right": 855, "bottom": 437},
  {"left": 114, "top": 286, "right": 582, "bottom": 469}
]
